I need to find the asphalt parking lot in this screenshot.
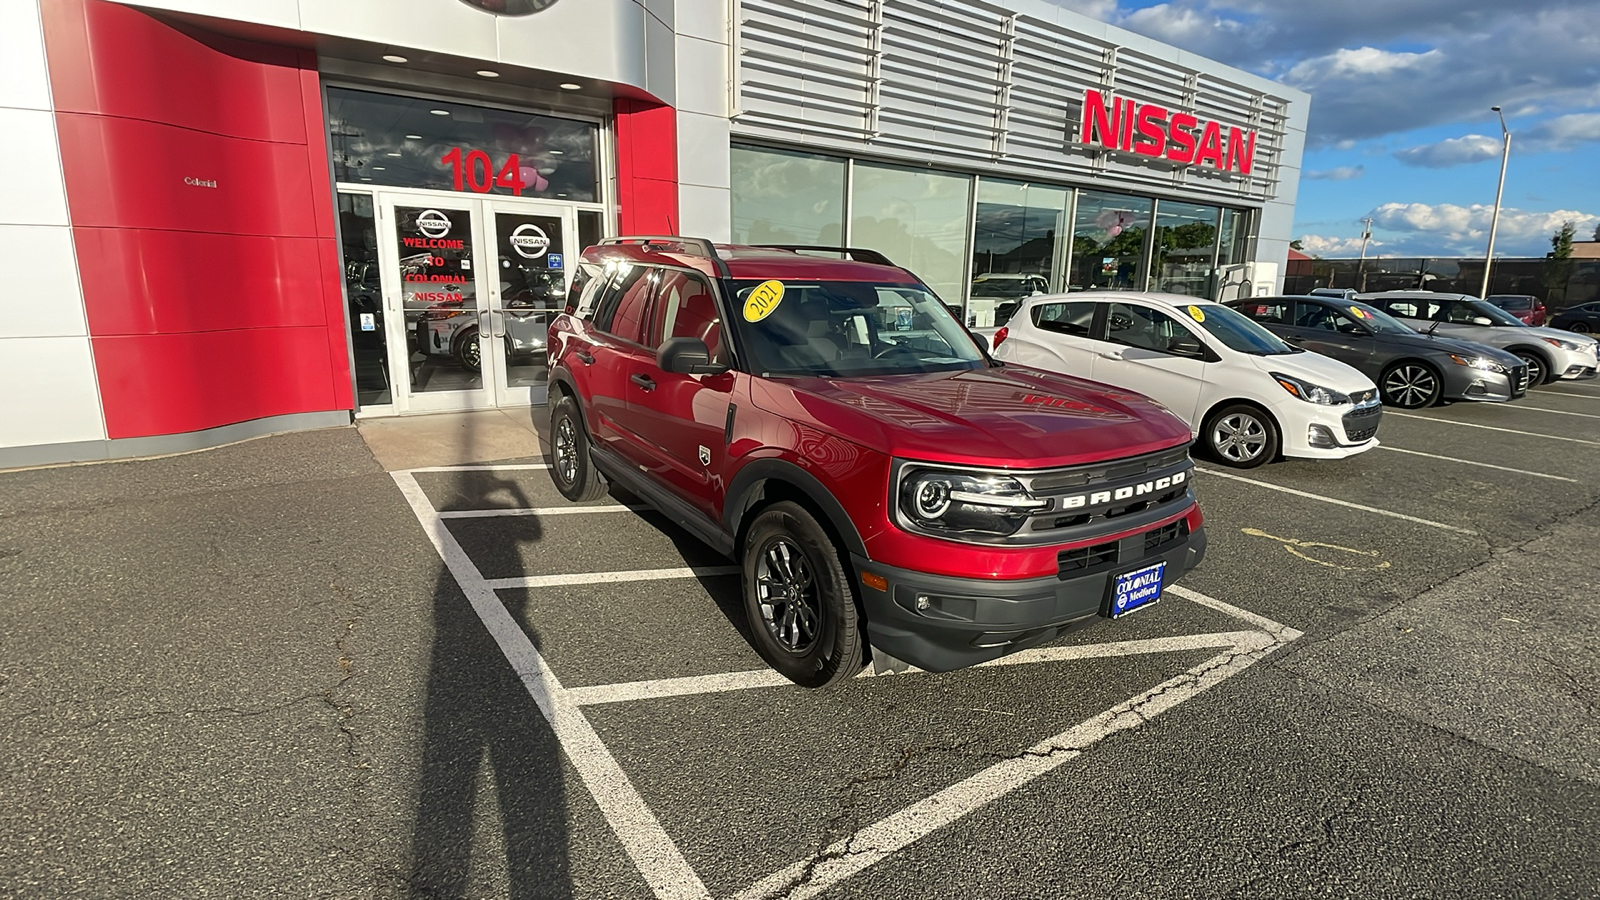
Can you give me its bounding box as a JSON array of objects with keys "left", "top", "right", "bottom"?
[{"left": 4, "top": 381, "right": 1600, "bottom": 898}]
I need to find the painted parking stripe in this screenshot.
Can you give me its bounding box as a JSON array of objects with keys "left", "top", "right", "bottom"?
[
  {"left": 1195, "top": 467, "right": 1479, "bottom": 535},
  {"left": 392, "top": 471, "right": 713, "bottom": 900},
  {"left": 1497, "top": 404, "right": 1600, "bottom": 421},
  {"left": 406, "top": 463, "right": 551, "bottom": 473},
  {"left": 1537, "top": 388, "right": 1600, "bottom": 400},
  {"left": 438, "top": 504, "right": 642, "bottom": 519},
  {"left": 1386, "top": 412, "right": 1600, "bottom": 445},
  {"left": 485, "top": 566, "right": 742, "bottom": 590},
  {"left": 1376, "top": 446, "right": 1579, "bottom": 482}
]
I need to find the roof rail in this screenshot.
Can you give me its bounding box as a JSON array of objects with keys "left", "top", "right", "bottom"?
[
  {"left": 600, "top": 235, "right": 718, "bottom": 258},
  {"left": 752, "top": 244, "right": 896, "bottom": 268}
]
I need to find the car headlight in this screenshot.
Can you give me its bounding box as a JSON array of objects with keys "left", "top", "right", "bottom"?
[
  {"left": 897, "top": 467, "right": 1046, "bottom": 538},
  {"left": 1543, "top": 337, "right": 1584, "bottom": 351},
  {"left": 1271, "top": 372, "right": 1351, "bottom": 406},
  {"left": 1449, "top": 354, "right": 1508, "bottom": 374}
]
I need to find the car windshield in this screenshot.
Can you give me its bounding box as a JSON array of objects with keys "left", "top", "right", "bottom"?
[
  {"left": 1347, "top": 302, "right": 1416, "bottom": 335},
  {"left": 1461, "top": 299, "right": 1527, "bottom": 327},
  {"left": 728, "top": 280, "right": 987, "bottom": 377},
  {"left": 1193, "top": 302, "right": 1300, "bottom": 355}
]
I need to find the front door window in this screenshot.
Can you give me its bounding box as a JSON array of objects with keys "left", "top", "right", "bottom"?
[
  {"left": 395, "top": 205, "right": 483, "bottom": 394},
  {"left": 492, "top": 211, "right": 568, "bottom": 390}
]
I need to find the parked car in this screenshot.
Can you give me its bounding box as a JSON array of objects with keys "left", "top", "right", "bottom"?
[
  {"left": 547, "top": 238, "right": 1207, "bottom": 687},
  {"left": 989, "top": 292, "right": 1382, "bottom": 468},
  {"left": 1486, "top": 294, "right": 1547, "bottom": 326},
  {"left": 1307, "top": 287, "right": 1357, "bottom": 300},
  {"left": 1359, "top": 291, "right": 1600, "bottom": 385},
  {"left": 1225, "top": 296, "right": 1529, "bottom": 408},
  {"left": 1550, "top": 301, "right": 1600, "bottom": 334},
  {"left": 964, "top": 273, "right": 1050, "bottom": 328}
]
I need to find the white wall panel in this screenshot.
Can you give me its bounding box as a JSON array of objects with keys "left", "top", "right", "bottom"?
[
  {"left": 0, "top": 0, "right": 52, "bottom": 112},
  {"left": 675, "top": 35, "right": 728, "bottom": 117},
  {"left": 678, "top": 184, "right": 732, "bottom": 242},
  {"left": 677, "top": 110, "right": 732, "bottom": 189},
  {"left": 675, "top": 0, "right": 728, "bottom": 43},
  {"left": 0, "top": 336, "right": 106, "bottom": 448},
  {"left": 302, "top": 0, "right": 497, "bottom": 61},
  {"left": 0, "top": 108, "right": 70, "bottom": 227},
  {"left": 498, "top": 0, "right": 655, "bottom": 93},
  {"left": 0, "top": 226, "right": 88, "bottom": 339}
]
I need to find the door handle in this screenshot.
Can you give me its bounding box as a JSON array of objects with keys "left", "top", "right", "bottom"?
[
  {"left": 489, "top": 309, "right": 506, "bottom": 338},
  {"left": 631, "top": 373, "right": 656, "bottom": 391},
  {"left": 1096, "top": 349, "right": 1125, "bottom": 360},
  {"left": 575, "top": 350, "right": 594, "bottom": 365}
]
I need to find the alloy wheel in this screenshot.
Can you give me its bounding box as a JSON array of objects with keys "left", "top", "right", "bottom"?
[
  {"left": 1211, "top": 413, "right": 1267, "bottom": 463},
  {"left": 755, "top": 538, "right": 821, "bottom": 654},
  {"left": 1572, "top": 322, "right": 1591, "bottom": 334},
  {"left": 553, "top": 416, "right": 578, "bottom": 486},
  {"left": 1519, "top": 354, "right": 1545, "bottom": 386},
  {"left": 460, "top": 337, "right": 481, "bottom": 370},
  {"left": 1384, "top": 365, "right": 1437, "bottom": 408}
]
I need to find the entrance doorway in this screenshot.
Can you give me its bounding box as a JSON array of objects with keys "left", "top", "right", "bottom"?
[{"left": 365, "top": 189, "right": 575, "bottom": 413}]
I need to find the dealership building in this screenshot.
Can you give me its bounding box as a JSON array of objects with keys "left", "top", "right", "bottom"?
[{"left": 2, "top": 0, "right": 1309, "bottom": 468}]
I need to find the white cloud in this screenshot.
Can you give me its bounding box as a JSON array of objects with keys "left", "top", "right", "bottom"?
[
  {"left": 1524, "top": 112, "right": 1600, "bottom": 151},
  {"left": 1050, "top": 0, "right": 1120, "bottom": 18},
  {"left": 1304, "top": 165, "right": 1366, "bottom": 180},
  {"left": 1367, "top": 202, "right": 1600, "bottom": 255},
  {"left": 1393, "top": 134, "right": 1502, "bottom": 168},
  {"left": 1297, "top": 234, "right": 1380, "bottom": 255}
]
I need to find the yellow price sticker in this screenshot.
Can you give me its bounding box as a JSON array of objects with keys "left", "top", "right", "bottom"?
[
  {"left": 743, "top": 280, "right": 786, "bottom": 323},
  {"left": 1185, "top": 305, "right": 1206, "bottom": 323},
  {"left": 1349, "top": 306, "right": 1368, "bottom": 319}
]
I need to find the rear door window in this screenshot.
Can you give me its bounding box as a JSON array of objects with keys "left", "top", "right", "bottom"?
[{"left": 1030, "top": 300, "right": 1096, "bottom": 337}]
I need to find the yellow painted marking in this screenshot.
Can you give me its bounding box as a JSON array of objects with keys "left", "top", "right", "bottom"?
[
  {"left": 1241, "top": 527, "right": 1391, "bottom": 571},
  {"left": 743, "top": 280, "right": 785, "bottom": 323}
]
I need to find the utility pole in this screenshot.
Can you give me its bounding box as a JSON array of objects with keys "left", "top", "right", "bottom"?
[
  {"left": 1481, "top": 107, "right": 1511, "bottom": 299},
  {"left": 1356, "top": 217, "right": 1372, "bottom": 292}
]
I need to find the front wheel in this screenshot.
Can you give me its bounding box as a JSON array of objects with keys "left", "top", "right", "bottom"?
[
  {"left": 1515, "top": 352, "right": 1549, "bottom": 386},
  {"left": 1570, "top": 322, "right": 1591, "bottom": 334},
  {"left": 454, "top": 327, "right": 482, "bottom": 372},
  {"left": 741, "top": 502, "right": 864, "bottom": 688},
  {"left": 1380, "top": 361, "right": 1442, "bottom": 409},
  {"left": 547, "top": 394, "right": 607, "bottom": 501},
  {"left": 1202, "top": 404, "right": 1279, "bottom": 469}
]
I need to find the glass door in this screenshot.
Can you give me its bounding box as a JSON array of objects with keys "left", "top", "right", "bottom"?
[{"left": 484, "top": 200, "right": 575, "bottom": 408}]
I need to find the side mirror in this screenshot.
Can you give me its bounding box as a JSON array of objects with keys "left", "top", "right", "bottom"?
[
  {"left": 1470, "top": 316, "right": 1494, "bottom": 326},
  {"left": 657, "top": 336, "right": 728, "bottom": 375},
  {"left": 1168, "top": 336, "right": 1209, "bottom": 359}
]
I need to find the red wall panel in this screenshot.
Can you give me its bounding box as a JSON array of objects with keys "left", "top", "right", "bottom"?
[
  {"left": 614, "top": 97, "right": 680, "bottom": 234},
  {"left": 74, "top": 229, "right": 330, "bottom": 335},
  {"left": 92, "top": 329, "right": 342, "bottom": 438}
]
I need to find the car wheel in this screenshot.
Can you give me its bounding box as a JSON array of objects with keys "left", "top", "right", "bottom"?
[
  {"left": 548, "top": 394, "right": 607, "bottom": 501},
  {"left": 454, "top": 327, "right": 482, "bottom": 372},
  {"left": 1571, "top": 322, "right": 1591, "bottom": 334},
  {"left": 1202, "top": 404, "right": 1278, "bottom": 469},
  {"left": 1380, "top": 361, "right": 1442, "bottom": 409},
  {"left": 1514, "top": 351, "right": 1549, "bottom": 386},
  {"left": 741, "top": 501, "right": 864, "bottom": 688}
]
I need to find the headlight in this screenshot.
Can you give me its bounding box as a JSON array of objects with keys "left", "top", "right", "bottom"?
[
  {"left": 1448, "top": 354, "right": 1508, "bottom": 374},
  {"left": 897, "top": 468, "right": 1046, "bottom": 538},
  {"left": 1543, "top": 337, "right": 1584, "bottom": 351},
  {"left": 1271, "top": 372, "right": 1351, "bottom": 406}
]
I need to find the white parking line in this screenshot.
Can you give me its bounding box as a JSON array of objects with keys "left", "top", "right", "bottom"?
[
  {"left": 438, "top": 504, "right": 641, "bottom": 519},
  {"left": 1386, "top": 412, "right": 1600, "bottom": 446},
  {"left": 1376, "top": 446, "right": 1579, "bottom": 482},
  {"left": 485, "top": 566, "right": 741, "bottom": 590},
  {"left": 1539, "top": 386, "right": 1600, "bottom": 400},
  {"left": 1499, "top": 404, "right": 1600, "bottom": 421},
  {"left": 1195, "top": 467, "right": 1479, "bottom": 535}
]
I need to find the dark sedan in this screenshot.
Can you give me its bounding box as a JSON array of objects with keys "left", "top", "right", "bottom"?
[
  {"left": 1224, "top": 296, "right": 1529, "bottom": 408},
  {"left": 1551, "top": 301, "right": 1600, "bottom": 334}
]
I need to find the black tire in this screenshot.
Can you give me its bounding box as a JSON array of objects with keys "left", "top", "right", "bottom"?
[
  {"left": 454, "top": 326, "right": 482, "bottom": 372},
  {"left": 1379, "top": 361, "right": 1442, "bottom": 409},
  {"left": 741, "top": 501, "right": 864, "bottom": 688},
  {"left": 1571, "top": 322, "right": 1591, "bottom": 334},
  {"left": 1201, "top": 403, "right": 1279, "bottom": 469},
  {"left": 1513, "top": 350, "right": 1550, "bottom": 386},
  {"left": 548, "top": 394, "right": 607, "bottom": 501}
]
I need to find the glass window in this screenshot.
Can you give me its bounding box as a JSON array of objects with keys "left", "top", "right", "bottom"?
[
  {"left": 326, "top": 87, "right": 598, "bottom": 201},
  {"left": 1232, "top": 299, "right": 1293, "bottom": 324},
  {"left": 1031, "top": 300, "right": 1096, "bottom": 337},
  {"left": 971, "top": 178, "right": 1069, "bottom": 312},
  {"left": 577, "top": 210, "right": 604, "bottom": 254},
  {"left": 338, "top": 192, "right": 388, "bottom": 407},
  {"left": 1069, "top": 192, "right": 1152, "bottom": 291},
  {"left": 1217, "top": 208, "right": 1252, "bottom": 268},
  {"left": 594, "top": 265, "right": 655, "bottom": 344},
  {"left": 1194, "top": 303, "right": 1299, "bottom": 355},
  {"left": 395, "top": 205, "right": 482, "bottom": 393},
  {"left": 850, "top": 163, "right": 973, "bottom": 305},
  {"left": 730, "top": 145, "right": 846, "bottom": 245},
  {"left": 651, "top": 270, "right": 725, "bottom": 363},
  {"left": 1105, "top": 303, "right": 1204, "bottom": 355},
  {"left": 1297, "top": 303, "right": 1362, "bottom": 332},
  {"left": 1150, "top": 201, "right": 1221, "bottom": 297}
]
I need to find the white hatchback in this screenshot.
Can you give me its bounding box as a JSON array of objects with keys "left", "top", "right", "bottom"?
[{"left": 990, "top": 292, "right": 1383, "bottom": 468}]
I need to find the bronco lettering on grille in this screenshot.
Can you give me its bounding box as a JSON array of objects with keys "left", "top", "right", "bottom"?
[{"left": 1059, "top": 470, "right": 1187, "bottom": 510}]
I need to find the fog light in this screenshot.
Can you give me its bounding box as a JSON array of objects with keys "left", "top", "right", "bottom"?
[
  {"left": 1307, "top": 424, "right": 1337, "bottom": 449},
  {"left": 915, "top": 595, "right": 930, "bottom": 611}
]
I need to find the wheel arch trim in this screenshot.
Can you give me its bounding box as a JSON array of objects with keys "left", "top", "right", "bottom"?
[{"left": 725, "top": 459, "right": 870, "bottom": 559}]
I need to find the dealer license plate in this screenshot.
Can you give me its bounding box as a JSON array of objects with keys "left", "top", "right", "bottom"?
[{"left": 1109, "top": 562, "right": 1166, "bottom": 618}]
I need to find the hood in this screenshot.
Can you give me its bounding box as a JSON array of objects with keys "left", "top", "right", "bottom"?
[
  {"left": 1395, "top": 333, "right": 1524, "bottom": 365},
  {"left": 1520, "top": 325, "right": 1599, "bottom": 346},
  {"left": 1244, "top": 349, "right": 1375, "bottom": 394},
  {"left": 749, "top": 365, "right": 1192, "bottom": 469}
]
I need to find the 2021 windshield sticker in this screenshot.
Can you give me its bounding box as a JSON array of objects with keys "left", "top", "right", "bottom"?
[{"left": 744, "top": 281, "right": 786, "bottom": 322}]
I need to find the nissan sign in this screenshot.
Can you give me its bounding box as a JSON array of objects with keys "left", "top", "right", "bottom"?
[{"left": 1077, "top": 89, "right": 1257, "bottom": 175}]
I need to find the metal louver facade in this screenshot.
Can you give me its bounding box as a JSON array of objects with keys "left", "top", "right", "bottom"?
[{"left": 733, "top": 0, "right": 1305, "bottom": 206}]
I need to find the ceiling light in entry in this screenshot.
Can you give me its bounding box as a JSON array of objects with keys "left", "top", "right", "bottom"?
[
  {"left": 430, "top": 109, "right": 450, "bottom": 116},
  {"left": 386, "top": 152, "right": 402, "bottom": 157},
  {"left": 372, "top": 167, "right": 385, "bottom": 171},
  {"left": 559, "top": 83, "right": 581, "bottom": 91},
  {"left": 549, "top": 150, "right": 563, "bottom": 155},
  {"left": 476, "top": 70, "right": 500, "bottom": 78},
  {"left": 405, "top": 134, "right": 422, "bottom": 139},
  {"left": 382, "top": 55, "right": 407, "bottom": 63}
]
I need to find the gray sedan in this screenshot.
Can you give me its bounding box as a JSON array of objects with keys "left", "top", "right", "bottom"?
[{"left": 1225, "top": 296, "right": 1529, "bottom": 408}]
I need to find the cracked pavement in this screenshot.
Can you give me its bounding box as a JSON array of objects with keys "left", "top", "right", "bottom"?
[{"left": 4, "top": 382, "right": 1600, "bottom": 898}]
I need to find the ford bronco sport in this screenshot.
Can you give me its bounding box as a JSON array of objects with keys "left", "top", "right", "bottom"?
[{"left": 546, "top": 237, "right": 1207, "bottom": 688}]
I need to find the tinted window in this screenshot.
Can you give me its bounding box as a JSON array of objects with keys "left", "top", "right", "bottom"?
[
  {"left": 1232, "top": 300, "right": 1293, "bottom": 324},
  {"left": 1105, "top": 303, "right": 1205, "bottom": 355},
  {"left": 1296, "top": 303, "right": 1362, "bottom": 332},
  {"left": 1031, "top": 300, "right": 1096, "bottom": 337},
  {"left": 651, "top": 269, "right": 725, "bottom": 363},
  {"left": 1190, "top": 303, "right": 1299, "bottom": 355},
  {"left": 593, "top": 265, "right": 655, "bottom": 344}
]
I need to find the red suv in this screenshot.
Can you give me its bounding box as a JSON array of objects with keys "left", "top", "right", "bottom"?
[{"left": 546, "top": 237, "right": 1207, "bottom": 687}]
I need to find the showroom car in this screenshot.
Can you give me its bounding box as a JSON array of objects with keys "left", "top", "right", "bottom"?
[
  {"left": 1225, "top": 296, "right": 1529, "bottom": 408},
  {"left": 547, "top": 238, "right": 1207, "bottom": 687},
  {"left": 989, "top": 293, "right": 1382, "bottom": 468},
  {"left": 1550, "top": 301, "right": 1600, "bottom": 334},
  {"left": 1360, "top": 291, "right": 1600, "bottom": 385}
]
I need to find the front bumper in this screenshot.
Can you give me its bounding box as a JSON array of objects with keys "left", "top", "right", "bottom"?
[
  {"left": 1441, "top": 365, "right": 1523, "bottom": 402},
  {"left": 1279, "top": 400, "right": 1381, "bottom": 460},
  {"left": 852, "top": 522, "right": 1207, "bottom": 673}
]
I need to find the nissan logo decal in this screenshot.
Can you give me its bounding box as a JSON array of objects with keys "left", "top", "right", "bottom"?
[
  {"left": 416, "top": 209, "right": 452, "bottom": 239},
  {"left": 509, "top": 223, "right": 551, "bottom": 259},
  {"left": 458, "top": 0, "right": 560, "bottom": 15}
]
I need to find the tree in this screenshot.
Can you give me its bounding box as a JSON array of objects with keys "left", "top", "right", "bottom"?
[
  {"left": 1290, "top": 239, "right": 1304, "bottom": 251},
  {"left": 1592, "top": 221, "right": 1600, "bottom": 242},
  {"left": 1544, "top": 221, "right": 1576, "bottom": 305}
]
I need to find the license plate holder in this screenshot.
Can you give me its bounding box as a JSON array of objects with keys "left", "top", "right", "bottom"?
[{"left": 1106, "top": 561, "right": 1166, "bottom": 619}]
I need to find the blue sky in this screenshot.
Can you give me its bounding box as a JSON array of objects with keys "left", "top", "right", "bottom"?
[{"left": 1053, "top": 0, "right": 1600, "bottom": 258}]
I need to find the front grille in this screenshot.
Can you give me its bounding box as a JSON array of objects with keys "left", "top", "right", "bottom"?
[
  {"left": 1342, "top": 404, "right": 1382, "bottom": 443},
  {"left": 1144, "top": 518, "right": 1190, "bottom": 552},
  {"left": 1058, "top": 541, "right": 1119, "bottom": 575},
  {"left": 1512, "top": 364, "right": 1529, "bottom": 396}
]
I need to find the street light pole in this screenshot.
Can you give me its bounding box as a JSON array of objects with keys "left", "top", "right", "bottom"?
[
  {"left": 1480, "top": 106, "right": 1511, "bottom": 299},
  {"left": 1356, "top": 217, "right": 1372, "bottom": 292}
]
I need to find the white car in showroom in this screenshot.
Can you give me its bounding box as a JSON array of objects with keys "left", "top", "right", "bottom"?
[{"left": 989, "top": 293, "right": 1382, "bottom": 468}]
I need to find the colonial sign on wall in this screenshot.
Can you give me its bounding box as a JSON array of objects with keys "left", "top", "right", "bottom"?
[{"left": 1077, "top": 89, "right": 1258, "bottom": 176}]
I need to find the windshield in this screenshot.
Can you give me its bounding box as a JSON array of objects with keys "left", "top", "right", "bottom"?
[
  {"left": 1193, "top": 302, "right": 1299, "bottom": 355},
  {"left": 728, "top": 280, "right": 987, "bottom": 377},
  {"left": 1462, "top": 299, "right": 1527, "bottom": 327},
  {"left": 1347, "top": 302, "right": 1417, "bottom": 335}
]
